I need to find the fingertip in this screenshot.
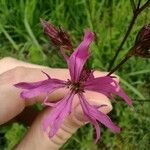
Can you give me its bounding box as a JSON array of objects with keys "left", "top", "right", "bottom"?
[
  {"left": 93, "top": 70, "right": 119, "bottom": 83},
  {"left": 86, "top": 91, "right": 113, "bottom": 114},
  {"left": 92, "top": 98, "right": 113, "bottom": 114}
]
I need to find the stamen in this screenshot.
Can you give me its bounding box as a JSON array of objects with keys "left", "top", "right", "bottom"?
[{"left": 66, "top": 80, "right": 84, "bottom": 93}]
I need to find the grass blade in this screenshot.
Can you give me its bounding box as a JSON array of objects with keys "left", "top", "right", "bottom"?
[
  {"left": 120, "top": 77, "right": 145, "bottom": 100},
  {"left": 0, "top": 25, "right": 19, "bottom": 51},
  {"left": 128, "top": 69, "right": 150, "bottom": 76}
]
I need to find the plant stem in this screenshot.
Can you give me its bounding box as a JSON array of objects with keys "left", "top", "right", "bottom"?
[
  {"left": 137, "top": 0, "right": 141, "bottom": 9},
  {"left": 108, "top": 14, "right": 137, "bottom": 71},
  {"left": 107, "top": 56, "right": 130, "bottom": 76},
  {"left": 108, "top": 0, "right": 150, "bottom": 71},
  {"left": 130, "top": 0, "right": 136, "bottom": 11},
  {"left": 138, "top": 0, "right": 150, "bottom": 13}
]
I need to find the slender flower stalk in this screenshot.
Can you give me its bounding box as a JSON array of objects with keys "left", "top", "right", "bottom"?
[
  {"left": 14, "top": 21, "right": 132, "bottom": 142},
  {"left": 108, "top": 24, "right": 150, "bottom": 76},
  {"left": 107, "top": 55, "right": 131, "bottom": 76},
  {"left": 108, "top": 0, "right": 150, "bottom": 71}
]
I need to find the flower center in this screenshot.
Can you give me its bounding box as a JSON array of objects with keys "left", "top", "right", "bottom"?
[{"left": 66, "top": 80, "right": 84, "bottom": 93}]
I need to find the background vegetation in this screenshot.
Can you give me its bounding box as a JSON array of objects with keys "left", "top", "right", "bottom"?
[{"left": 0, "top": 0, "right": 150, "bottom": 149}]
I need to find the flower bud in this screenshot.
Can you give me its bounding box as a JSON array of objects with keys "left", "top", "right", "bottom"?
[
  {"left": 41, "top": 19, "right": 73, "bottom": 50},
  {"left": 134, "top": 24, "right": 150, "bottom": 58}
]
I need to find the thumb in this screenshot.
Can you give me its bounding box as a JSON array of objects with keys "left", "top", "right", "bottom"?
[
  {"left": 15, "top": 92, "right": 112, "bottom": 150},
  {"left": 15, "top": 107, "right": 82, "bottom": 150}
]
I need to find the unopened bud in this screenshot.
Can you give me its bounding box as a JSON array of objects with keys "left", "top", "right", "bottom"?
[
  {"left": 133, "top": 24, "right": 150, "bottom": 58},
  {"left": 41, "top": 19, "right": 73, "bottom": 50}
]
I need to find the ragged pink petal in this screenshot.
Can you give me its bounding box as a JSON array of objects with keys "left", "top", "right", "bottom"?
[
  {"left": 43, "top": 96, "right": 55, "bottom": 107},
  {"left": 79, "top": 93, "right": 120, "bottom": 142},
  {"left": 68, "top": 30, "right": 95, "bottom": 82},
  {"left": 14, "top": 71, "right": 51, "bottom": 89},
  {"left": 15, "top": 80, "right": 50, "bottom": 90},
  {"left": 92, "top": 120, "right": 101, "bottom": 143},
  {"left": 114, "top": 87, "right": 132, "bottom": 106},
  {"left": 85, "top": 115, "right": 101, "bottom": 143},
  {"left": 43, "top": 95, "right": 66, "bottom": 107},
  {"left": 43, "top": 91, "right": 75, "bottom": 137},
  {"left": 15, "top": 78, "right": 66, "bottom": 99},
  {"left": 84, "top": 76, "right": 132, "bottom": 106}
]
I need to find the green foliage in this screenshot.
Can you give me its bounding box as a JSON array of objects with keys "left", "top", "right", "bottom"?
[
  {"left": 0, "top": 123, "right": 27, "bottom": 150},
  {"left": 0, "top": 0, "right": 150, "bottom": 149}
]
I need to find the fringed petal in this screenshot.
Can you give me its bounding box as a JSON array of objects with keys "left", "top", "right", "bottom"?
[
  {"left": 15, "top": 78, "right": 66, "bottom": 99},
  {"left": 84, "top": 76, "right": 132, "bottom": 106},
  {"left": 79, "top": 93, "right": 120, "bottom": 142},
  {"left": 43, "top": 91, "right": 75, "bottom": 137},
  {"left": 68, "top": 30, "right": 95, "bottom": 82}
]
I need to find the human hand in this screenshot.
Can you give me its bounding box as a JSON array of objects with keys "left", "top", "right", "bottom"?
[{"left": 0, "top": 57, "right": 114, "bottom": 150}]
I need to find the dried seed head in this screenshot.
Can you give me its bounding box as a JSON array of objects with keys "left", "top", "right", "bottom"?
[
  {"left": 134, "top": 24, "right": 150, "bottom": 58},
  {"left": 41, "top": 19, "right": 73, "bottom": 50}
]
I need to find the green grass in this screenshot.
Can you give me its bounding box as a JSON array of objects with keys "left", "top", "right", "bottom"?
[{"left": 0, "top": 0, "right": 150, "bottom": 149}]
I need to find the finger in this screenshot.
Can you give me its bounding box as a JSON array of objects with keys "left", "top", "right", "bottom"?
[
  {"left": 0, "top": 57, "right": 119, "bottom": 82},
  {"left": 15, "top": 108, "right": 80, "bottom": 150},
  {"left": 15, "top": 93, "right": 111, "bottom": 150},
  {"left": 93, "top": 70, "right": 119, "bottom": 83},
  {"left": 0, "top": 57, "right": 47, "bottom": 74}
]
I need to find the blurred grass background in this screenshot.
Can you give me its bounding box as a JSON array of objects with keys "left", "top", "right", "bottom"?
[{"left": 0, "top": 0, "right": 150, "bottom": 149}]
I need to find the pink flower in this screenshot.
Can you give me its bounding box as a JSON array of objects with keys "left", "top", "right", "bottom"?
[{"left": 15, "top": 30, "right": 132, "bottom": 142}]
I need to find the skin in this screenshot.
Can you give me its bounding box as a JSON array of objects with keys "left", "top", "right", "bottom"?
[{"left": 0, "top": 57, "right": 117, "bottom": 150}]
